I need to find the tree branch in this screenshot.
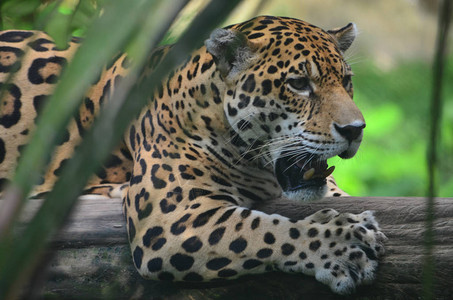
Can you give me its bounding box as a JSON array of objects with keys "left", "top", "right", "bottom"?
[{"left": 10, "top": 196, "right": 453, "bottom": 299}]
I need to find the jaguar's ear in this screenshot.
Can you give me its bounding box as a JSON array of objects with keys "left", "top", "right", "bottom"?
[
  {"left": 205, "top": 28, "right": 258, "bottom": 78},
  {"left": 327, "top": 23, "right": 357, "bottom": 53}
]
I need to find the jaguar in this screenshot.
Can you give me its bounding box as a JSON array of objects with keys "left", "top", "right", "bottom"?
[{"left": 0, "top": 16, "right": 385, "bottom": 294}]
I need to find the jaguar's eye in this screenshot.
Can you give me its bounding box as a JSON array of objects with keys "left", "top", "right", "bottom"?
[
  {"left": 342, "top": 75, "right": 353, "bottom": 91},
  {"left": 286, "top": 77, "right": 312, "bottom": 95}
]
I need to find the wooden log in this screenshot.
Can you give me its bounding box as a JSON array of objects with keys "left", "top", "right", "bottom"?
[{"left": 11, "top": 197, "right": 453, "bottom": 299}]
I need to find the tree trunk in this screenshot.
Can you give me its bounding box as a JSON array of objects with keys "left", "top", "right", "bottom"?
[{"left": 12, "top": 197, "right": 453, "bottom": 299}]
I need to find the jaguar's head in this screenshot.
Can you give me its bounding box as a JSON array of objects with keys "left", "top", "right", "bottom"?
[{"left": 206, "top": 16, "right": 365, "bottom": 201}]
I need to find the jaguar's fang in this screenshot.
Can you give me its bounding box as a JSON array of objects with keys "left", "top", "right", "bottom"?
[{"left": 303, "top": 168, "right": 315, "bottom": 180}]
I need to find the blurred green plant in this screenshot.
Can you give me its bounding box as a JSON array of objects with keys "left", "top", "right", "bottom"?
[
  {"left": 1, "top": 0, "right": 103, "bottom": 40},
  {"left": 0, "top": 0, "right": 242, "bottom": 298}
]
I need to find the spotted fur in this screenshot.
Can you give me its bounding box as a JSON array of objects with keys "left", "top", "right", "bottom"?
[{"left": 0, "top": 16, "right": 385, "bottom": 294}]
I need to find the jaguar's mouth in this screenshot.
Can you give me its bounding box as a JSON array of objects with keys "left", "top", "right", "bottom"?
[{"left": 275, "top": 153, "right": 335, "bottom": 192}]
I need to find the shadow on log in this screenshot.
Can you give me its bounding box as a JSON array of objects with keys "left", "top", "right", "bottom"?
[{"left": 13, "top": 197, "right": 453, "bottom": 299}]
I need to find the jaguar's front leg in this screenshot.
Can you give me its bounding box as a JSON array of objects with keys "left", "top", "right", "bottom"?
[{"left": 124, "top": 191, "right": 385, "bottom": 295}]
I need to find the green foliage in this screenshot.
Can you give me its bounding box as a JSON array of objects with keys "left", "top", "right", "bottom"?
[
  {"left": 1, "top": 0, "right": 102, "bottom": 44},
  {"left": 0, "top": 0, "right": 41, "bottom": 30},
  {"left": 330, "top": 57, "right": 453, "bottom": 197}
]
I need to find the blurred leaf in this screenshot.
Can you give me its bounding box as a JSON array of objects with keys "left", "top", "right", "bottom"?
[
  {"left": 70, "top": 0, "right": 100, "bottom": 35},
  {"left": 35, "top": 2, "right": 60, "bottom": 29},
  {"left": 1, "top": 0, "right": 40, "bottom": 19},
  {"left": 39, "top": 1, "right": 100, "bottom": 48},
  {"left": 43, "top": 6, "right": 73, "bottom": 48},
  {"left": 1, "top": 0, "right": 41, "bottom": 29}
]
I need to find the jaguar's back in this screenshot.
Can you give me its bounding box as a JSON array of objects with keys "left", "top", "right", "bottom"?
[{"left": 0, "top": 30, "right": 133, "bottom": 196}]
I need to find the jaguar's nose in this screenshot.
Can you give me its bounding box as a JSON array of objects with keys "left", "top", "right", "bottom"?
[{"left": 334, "top": 122, "right": 365, "bottom": 143}]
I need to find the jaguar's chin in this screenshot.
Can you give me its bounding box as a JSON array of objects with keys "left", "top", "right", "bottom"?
[
  {"left": 275, "top": 153, "right": 335, "bottom": 202},
  {"left": 283, "top": 185, "right": 328, "bottom": 202}
]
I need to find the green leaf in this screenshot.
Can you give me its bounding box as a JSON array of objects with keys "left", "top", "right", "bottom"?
[
  {"left": 1, "top": 0, "right": 40, "bottom": 29},
  {"left": 1, "top": 0, "right": 40, "bottom": 19}
]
